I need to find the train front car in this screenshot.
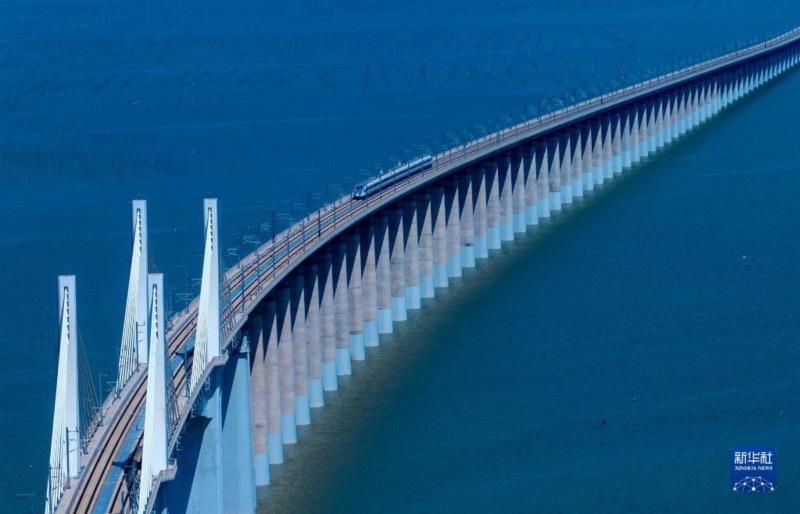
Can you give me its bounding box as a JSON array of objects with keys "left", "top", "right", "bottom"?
[
  {"left": 352, "top": 154, "right": 433, "bottom": 200},
  {"left": 352, "top": 183, "right": 367, "bottom": 200}
]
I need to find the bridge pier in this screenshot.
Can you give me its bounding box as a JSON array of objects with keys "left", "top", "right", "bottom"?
[
  {"left": 522, "top": 144, "right": 538, "bottom": 226},
  {"left": 305, "top": 263, "right": 325, "bottom": 406},
  {"left": 572, "top": 123, "right": 594, "bottom": 193},
  {"left": 647, "top": 101, "right": 657, "bottom": 154},
  {"left": 620, "top": 111, "right": 632, "bottom": 169},
  {"left": 432, "top": 185, "right": 450, "bottom": 285},
  {"left": 264, "top": 302, "right": 284, "bottom": 462},
  {"left": 403, "top": 200, "right": 422, "bottom": 309},
  {"left": 445, "top": 178, "right": 463, "bottom": 275},
  {"left": 535, "top": 141, "right": 551, "bottom": 218},
  {"left": 221, "top": 347, "right": 256, "bottom": 513},
  {"left": 581, "top": 123, "right": 594, "bottom": 192},
  {"left": 663, "top": 96, "right": 674, "bottom": 145},
  {"left": 511, "top": 150, "right": 527, "bottom": 232},
  {"left": 375, "top": 214, "right": 394, "bottom": 333},
  {"left": 498, "top": 156, "right": 515, "bottom": 240},
  {"left": 486, "top": 160, "right": 502, "bottom": 247},
  {"left": 609, "top": 112, "right": 622, "bottom": 174},
  {"left": 333, "top": 240, "right": 353, "bottom": 374},
  {"left": 591, "top": 119, "right": 604, "bottom": 185},
  {"left": 459, "top": 172, "right": 477, "bottom": 266},
  {"left": 558, "top": 132, "right": 573, "bottom": 204},
  {"left": 548, "top": 138, "right": 562, "bottom": 211},
  {"left": 346, "top": 233, "right": 366, "bottom": 359},
  {"left": 389, "top": 208, "right": 408, "bottom": 319},
  {"left": 360, "top": 225, "right": 380, "bottom": 345},
  {"left": 278, "top": 286, "right": 298, "bottom": 443},
  {"left": 319, "top": 250, "right": 338, "bottom": 389},
  {"left": 636, "top": 102, "right": 647, "bottom": 162},
  {"left": 417, "top": 193, "right": 436, "bottom": 297},
  {"left": 249, "top": 314, "right": 270, "bottom": 485},
  {"left": 164, "top": 348, "right": 256, "bottom": 514},
  {"left": 291, "top": 274, "right": 311, "bottom": 424},
  {"left": 473, "top": 166, "right": 489, "bottom": 257}
]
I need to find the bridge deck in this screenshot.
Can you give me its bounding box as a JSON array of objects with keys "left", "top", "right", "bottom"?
[{"left": 58, "top": 26, "right": 800, "bottom": 514}]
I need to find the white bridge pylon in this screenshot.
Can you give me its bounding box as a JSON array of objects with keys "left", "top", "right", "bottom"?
[
  {"left": 117, "top": 200, "right": 149, "bottom": 393},
  {"left": 45, "top": 276, "right": 81, "bottom": 514},
  {"left": 190, "top": 198, "right": 221, "bottom": 395},
  {"left": 138, "top": 273, "right": 169, "bottom": 513}
]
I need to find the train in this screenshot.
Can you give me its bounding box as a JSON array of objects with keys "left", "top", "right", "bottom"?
[{"left": 352, "top": 155, "right": 433, "bottom": 200}]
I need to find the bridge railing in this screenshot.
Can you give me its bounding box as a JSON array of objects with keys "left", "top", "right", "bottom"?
[{"left": 215, "top": 24, "right": 800, "bottom": 345}]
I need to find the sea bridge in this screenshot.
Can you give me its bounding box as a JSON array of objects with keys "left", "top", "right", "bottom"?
[{"left": 44, "top": 26, "right": 800, "bottom": 514}]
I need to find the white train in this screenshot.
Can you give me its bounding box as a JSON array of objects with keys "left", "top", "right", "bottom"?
[{"left": 352, "top": 155, "right": 433, "bottom": 200}]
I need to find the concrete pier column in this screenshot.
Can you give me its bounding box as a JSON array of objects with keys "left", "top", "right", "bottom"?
[
  {"left": 317, "top": 245, "right": 339, "bottom": 391},
  {"left": 512, "top": 151, "right": 527, "bottom": 232},
  {"left": 360, "top": 225, "right": 379, "bottom": 346},
  {"left": 581, "top": 123, "right": 594, "bottom": 191},
  {"left": 726, "top": 75, "right": 735, "bottom": 106},
  {"left": 548, "top": 137, "right": 563, "bottom": 211},
  {"left": 346, "top": 233, "right": 365, "bottom": 360},
  {"left": 637, "top": 103, "right": 648, "bottom": 160},
  {"left": 472, "top": 166, "right": 489, "bottom": 257},
  {"left": 678, "top": 89, "right": 688, "bottom": 135},
  {"left": 535, "top": 140, "right": 551, "bottom": 218},
  {"left": 578, "top": 124, "right": 591, "bottom": 192},
  {"left": 375, "top": 214, "right": 393, "bottom": 333},
  {"left": 304, "top": 263, "right": 324, "bottom": 406},
  {"left": 610, "top": 112, "right": 622, "bottom": 174},
  {"left": 445, "top": 178, "right": 463, "bottom": 275},
  {"left": 629, "top": 106, "right": 640, "bottom": 164},
  {"left": 389, "top": 207, "right": 408, "bottom": 319},
  {"left": 486, "top": 160, "right": 502, "bottom": 248},
  {"left": 676, "top": 90, "right": 686, "bottom": 135},
  {"left": 332, "top": 240, "right": 352, "bottom": 375},
  {"left": 403, "top": 199, "right": 422, "bottom": 308},
  {"left": 522, "top": 144, "right": 539, "bottom": 225},
  {"left": 248, "top": 314, "right": 270, "bottom": 485},
  {"left": 573, "top": 125, "right": 586, "bottom": 195},
  {"left": 264, "top": 301, "right": 284, "bottom": 463},
  {"left": 710, "top": 81, "right": 720, "bottom": 115},
  {"left": 654, "top": 97, "right": 664, "bottom": 148},
  {"left": 498, "top": 156, "right": 514, "bottom": 240},
  {"left": 647, "top": 102, "right": 657, "bottom": 154},
  {"left": 699, "top": 83, "right": 709, "bottom": 124},
  {"left": 459, "top": 172, "right": 477, "bottom": 266},
  {"left": 591, "top": 118, "right": 604, "bottom": 184},
  {"left": 318, "top": 249, "right": 338, "bottom": 389},
  {"left": 417, "top": 193, "right": 435, "bottom": 297},
  {"left": 601, "top": 115, "right": 613, "bottom": 179},
  {"left": 663, "top": 95, "right": 674, "bottom": 144},
  {"left": 559, "top": 132, "right": 574, "bottom": 204},
  {"left": 221, "top": 346, "right": 256, "bottom": 513},
  {"left": 653, "top": 100, "right": 663, "bottom": 149},
  {"left": 290, "top": 273, "right": 310, "bottom": 426},
  {"left": 621, "top": 110, "right": 632, "bottom": 169},
  {"left": 691, "top": 86, "right": 700, "bottom": 129},
  {"left": 277, "top": 286, "right": 297, "bottom": 444},
  {"left": 431, "top": 185, "right": 449, "bottom": 286}
]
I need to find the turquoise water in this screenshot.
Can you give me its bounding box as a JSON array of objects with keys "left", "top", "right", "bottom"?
[{"left": 1, "top": 0, "right": 799, "bottom": 511}]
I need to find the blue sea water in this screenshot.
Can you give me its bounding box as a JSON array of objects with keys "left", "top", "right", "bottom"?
[{"left": 1, "top": 0, "right": 799, "bottom": 511}]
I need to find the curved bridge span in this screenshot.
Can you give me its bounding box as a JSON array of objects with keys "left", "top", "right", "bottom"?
[{"left": 46, "top": 27, "right": 800, "bottom": 514}]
